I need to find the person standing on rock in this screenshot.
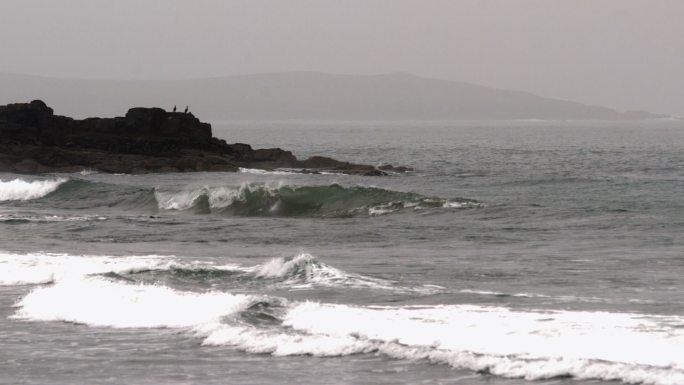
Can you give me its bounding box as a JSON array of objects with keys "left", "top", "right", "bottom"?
[
  {"left": 173, "top": 105, "right": 177, "bottom": 112},
  {"left": 184, "top": 106, "right": 189, "bottom": 114}
]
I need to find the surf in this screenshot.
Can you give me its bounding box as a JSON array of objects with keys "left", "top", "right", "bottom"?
[
  {"left": 6, "top": 250, "right": 684, "bottom": 385},
  {"left": 0, "top": 251, "right": 434, "bottom": 293},
  {"left": 0, "top": 177, "right": 68, "bottom": 201},
  {"left": 0, "top": 176, "right": 482, "bottom": 218},
  {"left": 153, "top": 182, "right": 482, "bottom": 217},
  {"left": 11, "top": 269, "right": 684, "bottom": 385},
  {"left": 0, "top": 252, "right": 175, "bottom": 286}
]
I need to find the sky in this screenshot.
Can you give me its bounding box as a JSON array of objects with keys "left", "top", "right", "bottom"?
[{"left": 1, "top": 0, "right": 683, "bottom": 116}]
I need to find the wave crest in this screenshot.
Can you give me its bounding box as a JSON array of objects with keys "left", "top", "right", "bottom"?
[
  {"left": 249, "top": 253, "right": 420, "bottom": 292},
  {"left": 0, "top": 178, "right": 481, "bottom": 217},
  {"left": 0, "top": 251, "right": 437, "bottom": 297},
  {"left": 0, "top": 178, "right": 68, "bottom": 201},
  {"left": 154, "top": 183, "right": 481, "bottom": 217}
]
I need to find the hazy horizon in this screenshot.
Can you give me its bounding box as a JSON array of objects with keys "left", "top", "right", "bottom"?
[
  {"left": 1, "top": 0, "right": 682, "bottom": 117},
  {"left": 2, "top": 71, "right": 667, "bottom": 120}
]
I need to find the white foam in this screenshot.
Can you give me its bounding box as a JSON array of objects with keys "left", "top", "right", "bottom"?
[
  {"left": 368, "top": 206, "right": 394, "bottom": 216},
  {"left": 442, "top": 200, "right": 481, "bottom": 208},
  {"left": 368, "top": 202, "right": 401, "bottom": 216},
  {"left": 253, "top": 253, "right": 316, "bottom": 279},
  {"left": 9, "top": 257, "right": 684, "bottom": 384},
  {"left": 239, "top": 167, "right": 298, "bottom": 175},
  {"left": 198, "top": 322, "right": 373, "bottom": 356},
  {"left": 13, "top": 276, "right": 254, "bottom": 328},
  {"left": 0, "top": 252, "right": 174, "bottom": 285},
  {"left": 240, "top": 167, "right": 344, "bottom": 176},
  {"left": 249, "top": 253, "right": 437, "bottom": 293},
  {"left": 280, "top": 303, "right": 684, "bottom": 384},
  {"left": 203, "top": 186, "right": 235, "bottom": 208},
  {"left": 0, "top": 178, "right": 67, "bottom": 201},
  {"left": 368, "top": 199, "right": 482, "bottom": 214},
  {"left": 318, "top": 171, "right": 345, "bottom": 176},
  {"left": 155, "top": 188, "right": 207, "bottom": 210},
  {"left": 154, "top": 184, "right": 261, "bottom": 211},
  {"left": 0, "top": 250, "right": 429, "bottom": 293},
  {"left": 0, "top": 214, "right": 108, "bottom": 223},
  {"left": 459, "top": 289, "right": 655, "bottom": 305},
  {"left": 195, "top": 302, "right": 684, "bottom": 384}
]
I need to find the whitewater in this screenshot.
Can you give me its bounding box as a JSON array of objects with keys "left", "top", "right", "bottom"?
[
  {"left": 5, "top": 252, "right": 684, "bottom": 385},
  {"left": 2, "top": 120, "right": 684, "bottom": 385},
  {"left": 0, "top": 178, "right": 67, "bottom": 201}
]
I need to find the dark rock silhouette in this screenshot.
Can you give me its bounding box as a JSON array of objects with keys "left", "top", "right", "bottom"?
[{"left": 0, "top": 100, "right": 403, "bottom": 175}]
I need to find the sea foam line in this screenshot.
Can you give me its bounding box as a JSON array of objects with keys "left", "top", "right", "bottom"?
[
  {"left": 12, "top": 276, "right": 255, "bottom": 328},
  {"left": 0, "top": 251, "right": 436, "bottom": 294},
  {"left": 238, "top": 167, "right": 299, "bottom": 175},
  {"left": 5, "top": 250, "right": 684, "bottom": 385},
  {"left": 0, "top": 252, "right": 175, "bottom": 286},
  {"left": 12, "top": 276, "right": 684, "bottom": 385}
]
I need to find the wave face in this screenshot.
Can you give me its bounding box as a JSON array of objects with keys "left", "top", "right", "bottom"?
[
  {"left": 9, "top": 251, "right": 684, "bottom": 385},
  {"left": 154, "top": 183, "right": 481, "bottom": 217},
  {"left": 0, "top": 251, "right": 430, "bottom": 293},
  {"left": 0, "top": 178, "right": 157, "bottom": 211},
  {"left": 0, "top": 178, "right": 481, "bottom": 217},
  {"left": 244, "top": 253, "right": 438, "bottom": 292},
  {"left": 0, "top": 178, "right": 67, "bottom": 201}
]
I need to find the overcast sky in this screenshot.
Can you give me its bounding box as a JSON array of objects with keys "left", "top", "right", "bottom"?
[{"left": 1, "top": 0, "right": 682, "bottom": 116}]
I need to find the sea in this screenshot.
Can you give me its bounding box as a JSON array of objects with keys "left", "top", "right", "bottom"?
[{"left": 1, "top": 120, "right": 684, "bottom": 385}]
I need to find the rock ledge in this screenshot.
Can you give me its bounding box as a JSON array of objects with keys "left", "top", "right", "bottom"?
[{"left": 0, "top": 100, "right": 409, "bottom": 175}]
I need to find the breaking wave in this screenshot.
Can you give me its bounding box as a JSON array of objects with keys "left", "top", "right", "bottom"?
[
  {"left": 154, "top": 183, "right": 481, "bottom": 217},
  {"left": 8, "top": 252, "right": 684, "bottom": 385},
  {"left": 0, "top": 178, "right": 481, "bottom": 217},
  {"left": 0, "top": 251, "right": 433, "bottom": 294},
  {"left": 0, "top": 178, "right": 68, "bottom": 201},
  {"left": 245, "top": 253, "right": 437, "bottom": 292},
  {"left": 238, "top": 167, "right": 300, "bottom": 175},
  {"left": 0, "top": 252, "right": 174, "bottom": 286}
]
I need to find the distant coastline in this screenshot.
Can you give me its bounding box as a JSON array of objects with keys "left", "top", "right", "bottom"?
[{"left": 0, "top": 72, "right": 670, "bottom": 121}]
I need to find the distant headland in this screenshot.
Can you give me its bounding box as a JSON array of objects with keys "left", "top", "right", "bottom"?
[
  {"left": 0, "top": 72, "right": 671, "bottom": 120},
  {"left": 0, "top": 100, "right": 406, "bottom": 175}
]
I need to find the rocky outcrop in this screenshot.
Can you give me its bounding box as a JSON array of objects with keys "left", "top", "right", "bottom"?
[{"left": 0, "top": 100, "right": 406, "bottom": 175}]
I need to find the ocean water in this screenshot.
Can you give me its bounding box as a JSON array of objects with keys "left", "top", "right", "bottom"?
[{"left": 2, "top": 120, "right": 684, "bottom": 385}]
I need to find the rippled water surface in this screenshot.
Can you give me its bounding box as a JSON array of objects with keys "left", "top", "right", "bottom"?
[{"left": 2, "top": 120, "right": 684, "bottom": 385}]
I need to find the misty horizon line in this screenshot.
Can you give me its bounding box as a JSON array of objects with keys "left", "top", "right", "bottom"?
[
  {"left": 1, "top": 70, "right": 678, "bottom": 119},
  {"left": 0, "top": 70, "right": 640, "bottom": 114}
]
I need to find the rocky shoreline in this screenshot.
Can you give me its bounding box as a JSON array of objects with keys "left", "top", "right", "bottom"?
[{"left": 0, "top": 100, "right": 409, "bottom": 175}]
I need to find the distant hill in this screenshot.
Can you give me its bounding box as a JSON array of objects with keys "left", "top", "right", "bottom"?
[{"left": 0, "top": 72, "right": 668, "bottom": 120}]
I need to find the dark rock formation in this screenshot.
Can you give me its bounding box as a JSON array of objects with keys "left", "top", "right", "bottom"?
[
  {"left": 378, "top": 164, "right": 414, "bottom": 173},
  {"left": 0, "top": 100, "right": 406, "bottom": 175}
]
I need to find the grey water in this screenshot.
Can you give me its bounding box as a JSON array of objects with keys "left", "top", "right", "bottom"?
[{"left": 1, "top": 120, "right": 684, "bottom": 385}]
